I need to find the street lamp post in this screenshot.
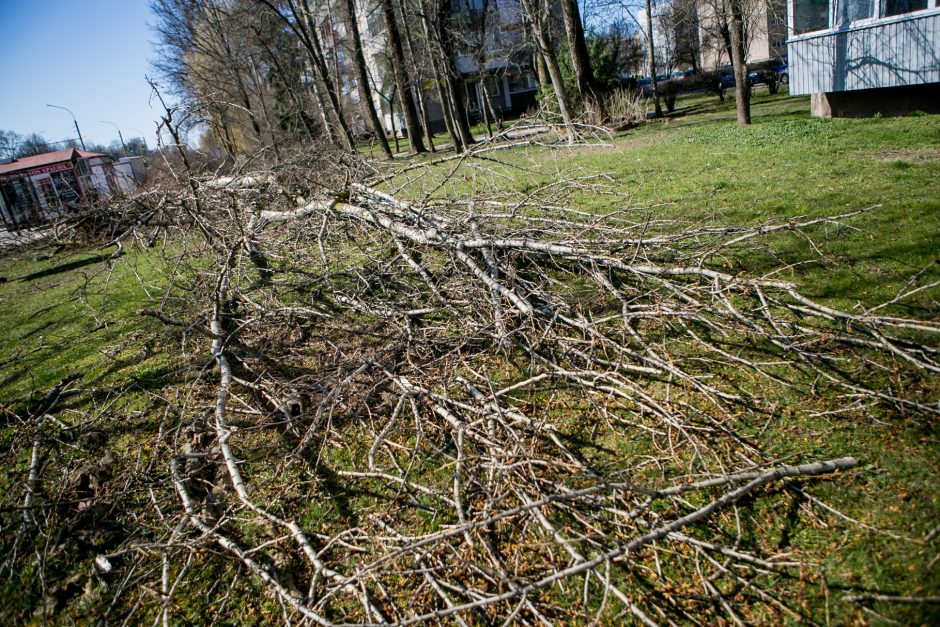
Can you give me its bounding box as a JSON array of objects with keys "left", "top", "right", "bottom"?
[
  {"left": 46, "top": 104, "right": 86, "bottom": 151},
  {"left": 100, "top": 120, "right": 128, "bottom": 157}
]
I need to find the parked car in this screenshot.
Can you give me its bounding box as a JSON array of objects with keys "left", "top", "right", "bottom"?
[
  {"left": 746, "top": 68, "right": 772, "bottom": 85},
  {"left": 670, "top": 69, "right": 697, "bottom": 82},
  {"left": 746, "top": 59, "right": 785, "bottom": 93},
  {"left": 776, "top": 63, "right": 789, "bottom": 85},
  {"left": 630, "top": 75, "right": 673, "bottom": 96},
  {"left": 633, "top": 76, "right": 653, "bottom": 95},
  {"left": 716, "top": 65, "right": 736, "bottom": 89}
]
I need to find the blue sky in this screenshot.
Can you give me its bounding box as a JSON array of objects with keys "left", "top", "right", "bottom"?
[{"left": 0, "top": 0, "right": 162, "bottom": 149}]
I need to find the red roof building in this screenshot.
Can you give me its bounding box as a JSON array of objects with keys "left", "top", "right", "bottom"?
[{"left": 0, "top": 148, "right": 138, "bottom": 228}]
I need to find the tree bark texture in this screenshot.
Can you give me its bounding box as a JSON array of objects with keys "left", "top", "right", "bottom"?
[
  {"left": 378, "top": 0, "right": 428, "bottom": 153},
  {"left": 396, "top": 0, "right": 437, "bottom": 151},
  {"left": 728, "top": 0, "right": 751, "bottom": 125},
  {"left": 420, "top": 0, "right": 463, "bottom": 151},
  {"left": 257, "top": 0, "right": 356, "bottom": 150},
  {"left": 560, "top": 0, "right": 607, "bottom": 123},
  {"left": 437, "top": 0, "right": 476, "bottom": 147},
  {"left": 520, "top": 0, "right": 573, "bottom": 126},
  {"left": 298, "top": 0, "right": 358, "bottom": 149},
  {"left": 645, "top": 0, "right": 663, "bottom": 117},
  {"left": 343, "top": 0, "right": 393, "bottom": 156}
]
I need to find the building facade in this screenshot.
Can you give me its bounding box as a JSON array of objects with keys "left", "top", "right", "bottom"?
[
  {"left": 787, "top": 0, "right": 940, "bottom": 115},
  {"left": 452, "top": 0, "right": 539, "bottom": 121},
  {"left": 318, "top": 0, "right": 541, "bottom": 137},
  {"left": 0, "top": 149, "right": 139, "bottom": 228},
  {"left": 696, "top": 0, "right": 788, "bottom": 70}
]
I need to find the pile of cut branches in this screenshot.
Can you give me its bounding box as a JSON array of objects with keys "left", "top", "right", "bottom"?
[{"left": 4, "top": 125, "right": 938, "bottom": 625}]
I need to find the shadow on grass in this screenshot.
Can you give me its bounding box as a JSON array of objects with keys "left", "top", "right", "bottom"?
[{"left": 18, "top": 253, "right": 114, "bottom": 282}]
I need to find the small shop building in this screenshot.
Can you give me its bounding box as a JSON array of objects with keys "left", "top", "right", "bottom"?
[{"left": 0, "top": 148, "right": 139, "bottom": 228}]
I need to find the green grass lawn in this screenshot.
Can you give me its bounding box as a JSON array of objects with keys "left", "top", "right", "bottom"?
[
  {"left": 1, "top": 91, "right": 938, "bottom": 624},
  {"left": 0, "top": 247, "right": 174, "bottom": 401},
  {"left": 378, "top": 92, "right": 940, "bottom": 622},
  {"left": 390, "top": 89, "right": 940, "bottom": 311}
]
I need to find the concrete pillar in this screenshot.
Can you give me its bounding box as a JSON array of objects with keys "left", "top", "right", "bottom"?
[{"left": 810, "top": 92, "right": 832, "bottom": 118}]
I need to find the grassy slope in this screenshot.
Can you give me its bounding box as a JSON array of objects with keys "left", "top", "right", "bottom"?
[
  {"left": 0, "top": 246, "right": 182, "bottom": 622},
  {"left": 387, "top": 90, "right": 940, "bottom": 622},
  {"left": 0, "top": 248, "right": 170, "bottom": 400},
  {"left": 0, "top": 91, "right": 937, "bottom": 623},
  {"left": 399, "top": 90, "right": 939, "bottom": 310}
]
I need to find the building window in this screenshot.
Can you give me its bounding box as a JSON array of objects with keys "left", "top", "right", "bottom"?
[
  {"left": 483, "top": 76, "right": 502, "bottom": 97},
  {"left": 832, "top": 0, "right": 875, "bottom": 24},
  {"left": 793, "top": 0, "right": 829, "bottom": 33},
  {"left": 883, "top": 0, "right": 928, "bottom": 15},
  {"left": 36, "top": 178, "right": 57, "bottom": 208},
  {"left": 507, "top": 70, "right": 535, "bottom": 93},
  {"left": 53, "top": 170, "right": 80, "bottom": 204},
  {"left": 1, "top": 179, "right": 38, "bottom": 222}
]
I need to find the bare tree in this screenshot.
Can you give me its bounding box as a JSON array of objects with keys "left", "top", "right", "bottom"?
[
  {"left": 520, "top": 0, "right": 574, "bottom": 125},
  {"left": 342, "top": 0, "right": 394, "bottom": 156},
  {"left": 728, "top": 0, "right": 751, "bottom": 124},
  {"left": 453, "top": 0, "right": 501, "bottom": 137},
  {"left": 560, "top": 0, "right": 608, "bottom": 122},
  {"left": 0, "top": 130, "right": 22, "bottom": 160},
  {"left": 252, "top": 18, "right": 321, "bottom": 142},
  {"left": 588, "top": 20, "right": 646, "bottom": 83},
  {"left": 16, "top": 133, "right": 53, "bottom": 157},
  {"left": 659, "top": 0, "right": 702, "bottom": 71},
  {"left": 434, "top": 0, "right": 477, "bottom": 148},
  {"left": 420, "top": 0, "right": 465, "bottom": 151},
  {"left": 644, "top": 0, "right": 664, "bottom": 116},
  {"left": 151, "top": 0, "right": 279, "bottom": 155},
  {"left": 396, "top": 0, "right": 438, "bottom": 151},
  {"left": 256, "top": 0, "right": 358, "bottom": 150},
  {"left": 378, "top": 0, "right": 429, "bottom": 152}
]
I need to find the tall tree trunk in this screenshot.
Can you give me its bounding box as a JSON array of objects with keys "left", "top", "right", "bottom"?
[
  {"left": 436, "top": 0, "right": 475, "bottom": 147},
  {"left": 378, "top": 0, "right": 428, "bottom": 153},
  {"left": 236, "top": 80, "right": 263, "bottom": 143},
  {"left": 258, "top": 0, "right": 356, "bottom": 151},
  {"left": 539, "top": 41, "right": 573, "bottom": 126},
  {"left": 210, "top": 105, "right": 238, "bottom": 158},
  {"left": 254, "top": 32, "right": 318, "bottom": 143},
  {"left": 720, "top": 21, "right": 733, "bottom": 67},
  {"left": 388, "top": 90, "right": 400, "bottom": 153},
  {"left": 644, "top": 0, "right": 663, "bottom": 117},
  {"left": 534, "top": 48, "right": 550, "bottom": 95},
  {"left": 298, "top": 0, "right": 357, "bottom": 149},
  {"left": 560, "top": 0, "right": 606, "bottom": 123},
  {"left": 520, "top": 0, "right": 573, "bottom": 126},
  {"left": 420, "top": 1, "right": 463, "bottom": 151},
  {"left": 728, "top": 0, "right": 751, "bottom": 125},
  {"left": 247, "top": 57, "right": 279, "bottom": 155},
  {"left": 396, "top": 0, "right": 436, "bottom": 152},
  {"left": 451, "top": 78, "right": 476, "bottom": 145},
  {"left": 478, "top": 81, "right": 493, "bottom": 138},
  {"left": 310, "top": 77, "right": 338, "bottom": 144},
  {"left": 326, "top": 3, "right": 344, "bottom": 107},
  {"left": 205, "top": 4, "right": 264, "bottom": 144},
  {"left": 342, "top": 0, "right": 392, "bottom": 156},
  {"left": 436, "top": 78, "right": 461, "bottom": 151}
]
